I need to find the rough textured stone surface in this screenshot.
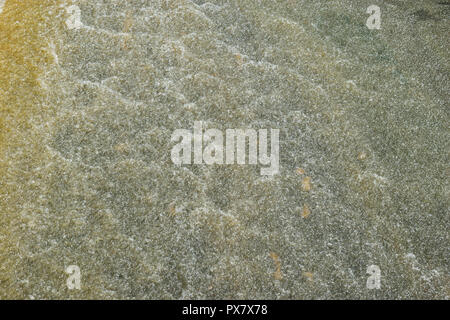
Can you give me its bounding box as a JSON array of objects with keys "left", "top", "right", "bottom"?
[{"left": 0, "top": 0, "right": 448, "bottom": 299}]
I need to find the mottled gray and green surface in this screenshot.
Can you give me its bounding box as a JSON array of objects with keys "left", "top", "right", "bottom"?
[{"left": 0, "top": 0, "right": 449, "bottom": 299}]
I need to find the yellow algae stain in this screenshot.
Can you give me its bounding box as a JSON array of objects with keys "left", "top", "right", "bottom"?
[
  {"left": 296, "top": 167, "right": 305, "bottom": 175},
  {"left": 269, "top": 252, "right": 283, "bottom": 280},
  {"left": 0, "top": 0, "right": 61, "bottom": 299}
]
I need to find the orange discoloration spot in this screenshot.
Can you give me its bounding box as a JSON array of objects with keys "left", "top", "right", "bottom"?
[
  {"left": 301, "top": 204, "right": 311, "bottom": 218},
  {"left": 303, "top": 272, "right": 314, "bottom": 281},
  {"left": 358, "top": 151, "right": 367, "bottom": 161},
  {"left": 270, "top": 252, "right": 283, "bottom": 280},
  {"left": 168, "top": 203, "right": 176, "bottom": 217},
  {"left": 122, "top": 11, "right": 134, "bottom": 49},
  {"left": 171, "top": 43, "right": 182, "bottom": 55},
  {"left": 115, "top": 143, "right": 129, "bottom": 154},
  {"left": 234, "top": 53, "right": 244, "bottom": 68},
  {"left": 302, "top": 176, "right": 312, "bottom": 191}
]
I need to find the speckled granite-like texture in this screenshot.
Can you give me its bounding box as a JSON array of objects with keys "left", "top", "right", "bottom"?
[{"left": 0, "top": 0, "right": 448, "bottom": 299}]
